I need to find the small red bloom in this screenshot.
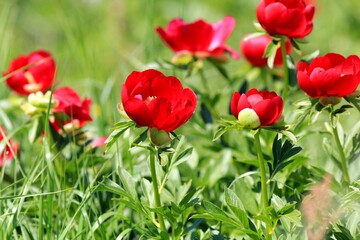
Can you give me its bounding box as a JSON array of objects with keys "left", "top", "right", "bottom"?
[
  {"left": 156, "top": 17, "right": 239, "bottom": 60},
  {"left": 297, "top": 53, "right": 360, "bottom": 98},
  {"left": 240, "top": 34, "right": 291, "bottom": 67},
  {"left": 256, "top": 0, "right": 315, "bottom": 38},
  {"left": 231, "top": 89, "right": 284, "bottom": 127},
  {"left": 3, "top": 50, "right": 56, "bottom": 95},
  {"left": 122, "top": 69, "right": 197, "bottom": 132},
  {"left": 51, "top": 87, "right": 92, "bottom": 132},
  {"left": 0, "top": 127, "right": 19, "bottom": 167}
]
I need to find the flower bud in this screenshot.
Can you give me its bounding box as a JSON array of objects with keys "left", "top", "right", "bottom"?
[
  {"left": 149, "top": 128, "right": 172, "bottom": 147},
  {"left": 237, "top": 108, "right": 261, "bottom": 129},
  {"left": 319, "top": 96, "right": 342, "bottom": 106}
]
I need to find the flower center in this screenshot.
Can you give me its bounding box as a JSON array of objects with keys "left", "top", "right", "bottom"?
[
  {"left": 24, "top": 71, "right": 36, "bottom": 84},
  {"left": 144, "top": 96, "right": 157, "bottom": 105}
]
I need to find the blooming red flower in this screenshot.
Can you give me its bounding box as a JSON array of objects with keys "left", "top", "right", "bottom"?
[
  {"left": 231, "top": 89, "right": 284, "bottom": 127},
  {"left": 256, "top": 0, "right": 315, "bottom": 38},
  {"left": 51, "top": 87, "right": 92, "bottom": 133},
  {"left": 240, "top": 34, "right": 291, "bottom": 67},
  {"left": 122, "top": 69, "right": 197, "bottom": 132},
  {"left": 156, "top": 17, "right": 239, "bottom": 60},
  {"left": 297, "top": 53, "right": 360, "bottom": 98},
  {"left": 3, "top": 50, "right": 56, "bottom": 95},
  {"left": 0, "top": 127, "right": 19, "bottom": 167}
]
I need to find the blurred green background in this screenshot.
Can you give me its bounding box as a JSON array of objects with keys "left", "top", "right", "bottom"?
[{"left": 1, "top": 0, "right": 360, "bottom": 88}]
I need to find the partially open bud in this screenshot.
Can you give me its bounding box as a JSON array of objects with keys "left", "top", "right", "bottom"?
[
  {"left": 319, "top": 96, "right": 342, "bottom": 106},
  {"left": 149, "top": 128, "right": 172, "bottom": 147},
  {"left": 237, "top": 108, "right": 261, "bottom": 129}
]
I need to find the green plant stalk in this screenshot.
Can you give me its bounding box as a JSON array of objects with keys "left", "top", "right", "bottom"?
[
  {"left": 149, "top": 148, "right": 166, "bottom": 232},
  {"left": 254, "top": 130, "right": 268, "bottom": 210},
  {"left": 332, "top": 126, "right": 350, "bottom": 183},
  {"left": 198, "top": 67, "right": 211, "bottom": 95},
  {"left": 254, "top": 130, "right": 271, "bottom": 240},
  {"left": 280, "top": 36, "right": 289, "bottom": 100}
]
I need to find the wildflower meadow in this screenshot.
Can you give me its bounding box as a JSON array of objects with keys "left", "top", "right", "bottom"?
[{"left": 0, "top": 0, "right": 360, "bottom": 239}]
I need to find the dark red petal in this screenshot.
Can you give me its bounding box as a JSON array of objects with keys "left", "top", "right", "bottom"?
[
  {"left": 263, "top": 3, "right": 288, "bottom": 35},
  {"left": 230, "top": 92, "right": 241, "bottom": 117},
  {"left": 298, "top": 61, "right": 309, "bottom": 72},
  {"left": 304, "top": 4, "right": 315, "bottom": 21},
  {"left": 327, "top": 75, "right": 359, "bottom": 97},
  {"left": 256, "top": 0, "right": 267, "bottom": 27},
  {"left": 150, "top": 75, "right": 183, "bottom": 100},
  {"left": 308, "top": 56, "right": 333, "bottom": 73},
  {"left": 236, "top": 94, "right": 252, "bottom": 113},
  {"left": 177, "top": 20, "right": 213, "bottom": 52},
  {"left": 252, "top": 99, "right": 275, "bottom": 126},
  {"left": 156, "top": 27, "right": 184, "bottom": 53},
  {"left": 123, "top": 98, "right": 153, "bottom": 127},
  {"left": 297, "top": 69, "right": 318, "bottom": 97}
]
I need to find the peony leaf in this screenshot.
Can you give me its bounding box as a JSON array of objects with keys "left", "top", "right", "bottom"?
[{"left": 264, "top": 40, "right": 280, "bottom": 69}]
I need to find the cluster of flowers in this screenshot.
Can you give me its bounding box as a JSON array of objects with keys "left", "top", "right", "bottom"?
[
  {"left": 122, "top": 0, "right": 359, "bottom": 139},
  {"left": 1, "top": 51, "right": 96, "bottom": 166},
  {"left": 2, "top": 0, "right": 360, "bottom": 164}
]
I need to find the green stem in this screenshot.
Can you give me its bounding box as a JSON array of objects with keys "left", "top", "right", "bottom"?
[
  {"left": 254, "top": 130, "right": 269, "bottom": 210},
  {"left": 254, "top": 130, "right": 271, "bottom": 240},
  {"left": 198, "top": 68, "right": 211, "bottom": 95},
  {"left": 149, "top": 148, "right": 166, "bottom": 232},
  {"left": 332, "top": 126, "right": 350, "bottom": 183},
  {"left": 280, "top": 37, "right": 289, "bottom": 100}
]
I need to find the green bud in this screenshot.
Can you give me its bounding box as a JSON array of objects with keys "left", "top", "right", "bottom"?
[
  {"left": 237, "top": 108, "right": 261, "bottom": 129},
  {"left": 319, "top": 96, "right": 341, "bottom": 106},
  {"left": 149, "top": 128, "right": 172, "bottom": 147}
]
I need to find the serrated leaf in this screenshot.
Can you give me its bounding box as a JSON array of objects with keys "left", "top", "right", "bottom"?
[
  {"left": 270, "top": 135, "right": 302, "bottom": 178},
  {"left": 105, "top": 121, "right": 135, "bottom": 150},
  {"left": 225, "top": 188, "right": 249, "bottom": 228}
]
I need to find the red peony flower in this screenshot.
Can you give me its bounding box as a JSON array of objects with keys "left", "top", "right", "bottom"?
[
  {"left": 240, "top": 34, "right": 292, "bottom": 67},
  {"left": 0, "top": 127, "right": 19, "bottom": 167},
  {"left": 156, "top": 17, "right": 239, "bottom": 60},
  {"left": 297, "top": 53, "right": 360, "bottom": 99},
  {"left": 231, "top": 89, "right": 284, "bottom": 128},
  {"left": 256, "top": 0, "right": 315, "bottom": 39},
  {"left": 122, "top": 69, "right": 197, "bottom": 132},
  {"left": 3, "top": 50, "right": 56, "bottom": 95},
  {"left": 51, "top": 87, "right": 92, "bottom": 133}
]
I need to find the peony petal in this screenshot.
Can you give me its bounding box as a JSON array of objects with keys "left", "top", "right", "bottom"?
[
  {"left": 327, "top": 75, "right": 359, "bottom": 97},
  {"left": 230, "top": 92, "right": 241, "bottom": 117},
  {"left": 123, "top": 98, "right": 153, "bottom": 127},
  {"left": 252, "top": 99, "right": 276, "bottom": 126},
  {"left": 297, "top": 69, "right": 318, "bottom": 97},
  {"left": 209, "top": 16, "right": 235, "bottom": 50},
  {"left": 263, "top": 3, "right": 288, "bottom": 35}
]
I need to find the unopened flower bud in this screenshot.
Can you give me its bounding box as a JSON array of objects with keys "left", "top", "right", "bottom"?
[
  {"left": 149, "top": 128, "right": 172, "bottom": 147},
  {"left": 319, "top": 96, "right": 341, "bottom": 106},
  {"left": 237, "top": 108, "right": 261, "bottom": 129}
]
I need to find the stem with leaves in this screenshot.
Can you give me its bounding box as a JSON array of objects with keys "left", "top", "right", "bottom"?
[
  {"left": 332, "top": 126, "right": 350, "bottom": 183},
  {"left": 280, "top": 36, "right": 289, "bottom": 100},
  {"left": 149, "top": 146, "right": 167, "bottom": 232}
]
